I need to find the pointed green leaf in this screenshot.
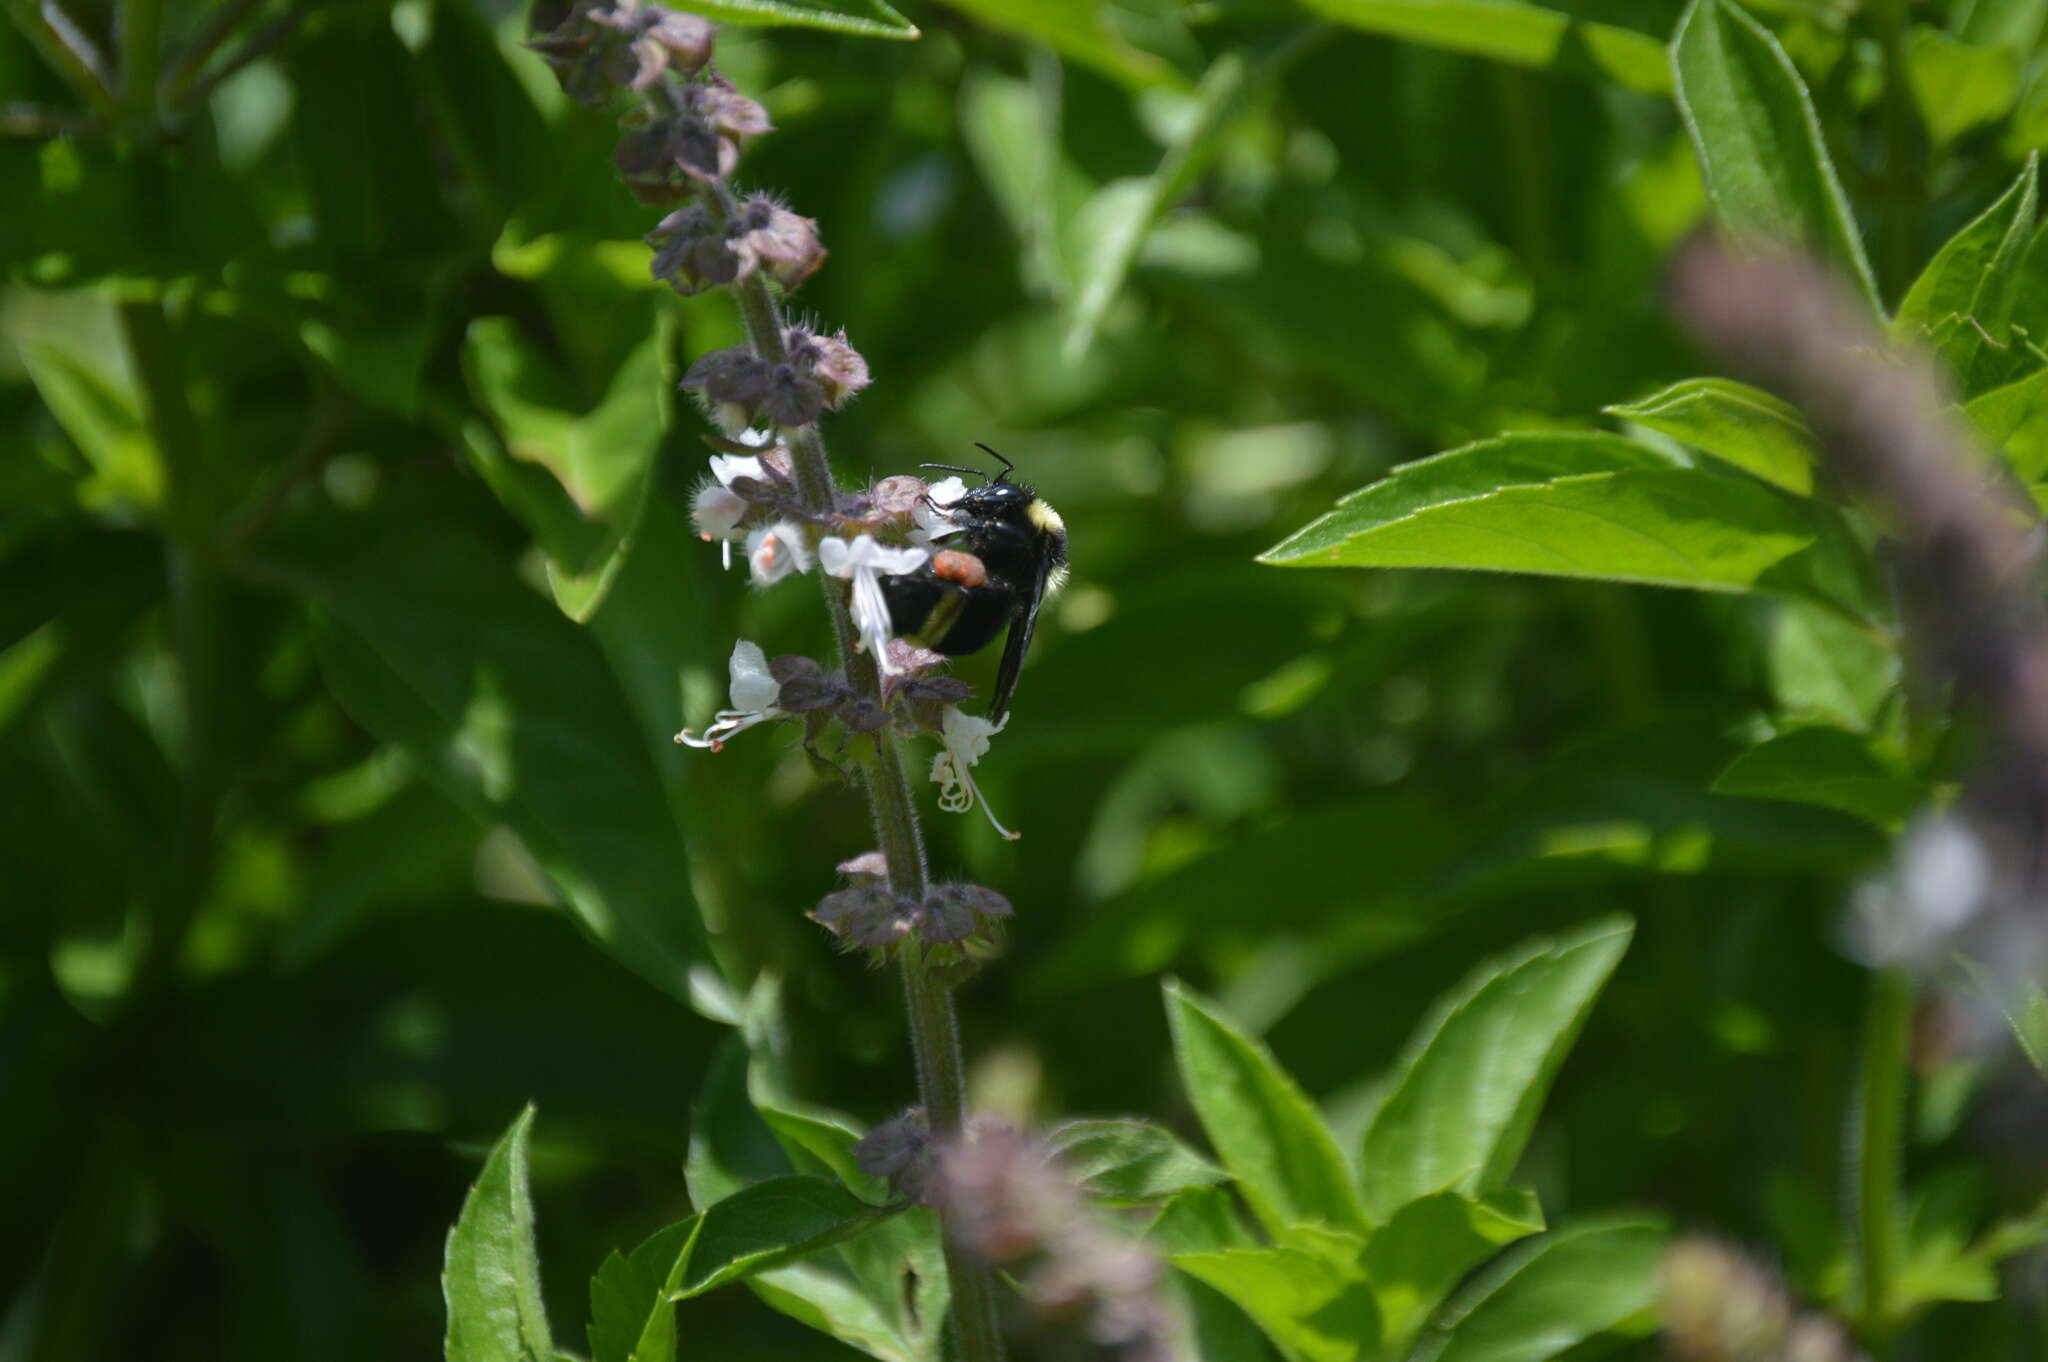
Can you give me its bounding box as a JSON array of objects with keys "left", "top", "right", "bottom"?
[
  {"left": 677, "top": 1176, "right": 892, "bottom": 1298},
  {"left": 1045, "top": 1119, "right": 1231, "bottom": 1204},
  {"left": 1175, "top": 1232, "right": 1381, "bottom": 1362},
  {"left": 1895, "top": 156, "right": 2038, "bottom": 377},
  {"left": 445, "top": 1106, "right": 555, "bottom": 1362},
  {"left": 1298, "top": 0, "right": 1670, "bottom": 94},
  {"left": 1360, "top": 918, "right": 1632, "bottom": 1223},
  {"left": 1260, "top": 434, "right": 1832, "bottom": 600},
  {"left": 1408, "top": 1217, "right": 1668, "bottom": 1362},
  {"left": 1607, "top": 377, "right": 1818, "bottom": 495},
  {"left": 666, "top": 0, "right": 916, "bottom": 38},
  {"left": 1165, "top": 980, "right": 1367, "bottom": 1236},
  {"left": 1672, "top": 0, "right": 1879, "bottom": 313},
  {"left": 1766, "top": 598, "right": 1900, "bottom": 732},
  {"left": 589, "top": 1221, "right": 695, "bottom": 1362},
  {"left": 1712, "top": 727, "right": 1928, "bottom": 829}
]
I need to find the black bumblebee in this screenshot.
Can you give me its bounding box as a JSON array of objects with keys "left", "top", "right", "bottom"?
[{"left": 882, "top": 445, "right": 1067, "bottom": 722}]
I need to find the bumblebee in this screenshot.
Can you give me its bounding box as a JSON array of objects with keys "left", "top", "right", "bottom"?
[{"left": 882, "top": 445, "right": 1067, "bottom": 722}]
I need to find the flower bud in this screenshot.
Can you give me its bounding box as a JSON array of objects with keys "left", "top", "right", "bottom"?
[
  {"left": 854, "top": 1111, "right": 936, "bottom": 1204},
  {"left": 648, "top": 203, "right": 745, "bottom": 294},
  {"left": 735, "top": 193, "right": 827, "bottom": 293},
  {"left": 528, "top": 0, "right": 712, "bottom": 106},
  {"left": 783, "top": 326, "right": 870, "bottom": 409},
  {"left": 921, "top": 883, "right": 1013, "bottom": 943},
  {"left": 811, "top": 883, "right": 916, "bottom": 949}
]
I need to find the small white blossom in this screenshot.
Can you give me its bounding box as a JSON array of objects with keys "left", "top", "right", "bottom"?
[
  {"left": 931, "top": 705, "right": 1018, "bottom": 841},
  {"left": 909, "top": 475, "right": 968, "bottom": 548},
  {"left": 746, "top": 520, "right": 813, "bottom": 586},
  {"left": 819, "top": 534, "right": 927, "bottom": 673},
  {"left": 676, "top": 640, "right": 783, "bottom": 750},
  {"left": 692, "top": 482, "right": 747, "bottom": 568},
  {"left": 708, "top": 452, "right": 766, "bottom": 485}
]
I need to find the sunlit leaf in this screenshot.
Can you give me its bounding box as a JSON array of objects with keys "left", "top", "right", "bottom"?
[
  {"left": 1174, "top": 1231, "right": 1381, "bottom": 1362},
  {"left": 1360, "top": 918, "right": 1632, "bottom": 1224},
  {"left": 444, "top": 1106, "right": 555, "bottom": 1362},
  {"left": 1045, "top": 1119, "right": 1231, "bottom": 1204},
  {"left": 669, "top": 0, "right": 917, "bottom": 39},
  {"left": 1407, "top": 1217, "right": 1668, "bottom": 1362},
  {"left": 1299, "top": 0, "right": 1670, "bottom": 94},
  {"left": 1672, "top": 0, "right": 1879, "bottom": 313},
  {"left": 1165, "top": 981, "right": 1367, "bottom": 1237},
  {"left": 1260, "top": 433, "right": 1839, "bottom": 602},
  {"left": 1606, "top": 377, "right": 1818, "bottom": 495}
]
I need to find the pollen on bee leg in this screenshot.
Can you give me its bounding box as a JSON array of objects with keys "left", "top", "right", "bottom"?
[{"left": 932, "top": 550, "right": 989, "bottom": 588}]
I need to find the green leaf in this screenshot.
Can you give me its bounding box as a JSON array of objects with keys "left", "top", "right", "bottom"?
[
  {"left": 1894, "top": 156, "right": 2038, "bottom": 382},
  {"left": 461, "top": 316, "right": 671, "bottom": 620},
  {"left": 1765, "top": 598, "right": 1900, "bottom": 732},
  {"left": 1365, "top": 1189, "right": 1545, "bottom": 1350},
  {"left": 928, "top": 0, "right": 1178, "bottom": 89},
  {"left": 1259, "top": 433, "right": 1831, "bottom": 599},
  {"left": 1360, "top": 918, "right": 1632, "bottom": 1224},
  {"left": 1067, "top": 51, "right": 1253, "bottom": 357},
  {"left": 1045, "top": 1119, "right": 1231, "bottom": 1204},
  {"left": 295, "top": 529, "right": 706, "bottom": 1003},
  {"left": 1407, "top": 1217, "right": 1668, "bottom": 1362},
  {"left": 1174, "top": 1232, "right": 1381, "bottom": 1362},
  {"left": 1164, "top": 980, "right": 1368, "bottom": 1237},
  {"left": 1711, "top": 727, "right": 1927, "bottom": 829},
  {"left": 17, "top": 327, "right": 163, "bottom": 512},
  {"left": 1905, "top": 28, "right": 2021, "bottom": 152},
  {"left": 586, "top": 1178, "right": 893, "bottom": 1362},
  {"left": 660, "top": 0, "right": 916, "bottom": 38},
  {"left": 1960, "top": 0, "right": 2048, "bottom": 54},
  {"left": 678, "top": 1176, "right": 892, "bottom": 1298},
  {"left": 590, "top": 1221, "right": 694, "bottom": 1362},
  {"left": 1297, "top": 0, "right": 1671, "bottom": 94},
  {"left": 1606, "top": 377, "right": 1819, "bottom": 495},
  {"left": 1965, "top": 364, "right": 2048, "bottom": 481},
  {"left": 444, "top": 1106, "right": 556, "bottom": 1362},
  {"left": 1672, "top": 0, "right": 1879, "bottom": 314}
]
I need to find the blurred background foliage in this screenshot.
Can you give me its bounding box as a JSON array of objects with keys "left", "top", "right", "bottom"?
[{"left": 5, "top": 0, "right": 2048, "bottom": 1356}]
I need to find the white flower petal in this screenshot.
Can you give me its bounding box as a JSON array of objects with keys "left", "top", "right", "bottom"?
[
  {"left": 745, "top": 520, "right": 813, "bottom": 586},
  {"left": 708, "top": 453, "right": 766, "bottom": 486},
  {"left": 727, "top": 639, "right": 781, "bottom": 713}
]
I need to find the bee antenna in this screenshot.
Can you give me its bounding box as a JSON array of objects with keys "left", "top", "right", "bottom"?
[
  {"left": 919, "top": 462, "right": 984, "bottom": 479},
  {"left": 973, "top": 442, "right": 1017, "bottom": 482}
]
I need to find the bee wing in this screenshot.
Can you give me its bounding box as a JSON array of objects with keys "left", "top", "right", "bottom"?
[{"left": 988, "top": 553, "right": 1054, "bottom": 723}]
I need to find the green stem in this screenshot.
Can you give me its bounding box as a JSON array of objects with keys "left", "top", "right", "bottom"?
[
  {"left": 8, "top": 0, "right": 121, "bottom": 120},
  {"left": 1854, "top": 966, "right": 1912, "bottom": 1352},
  {"left": 117, "top": 0, "right": 162, "bottom": 117},
  {"left": 693, "top": 140, "right": 1007, "bottom": 1362},
  {"left": 1872, "top": 0, "right": 1916, "bottom": 305}
]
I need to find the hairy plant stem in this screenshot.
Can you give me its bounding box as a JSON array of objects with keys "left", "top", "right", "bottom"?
[
  {"left": 1853, "top": 966, "right": 1912, "bottom": 1354},
  {"left": 701, "top": 164, "right": 1008, "bottom": 1362}
]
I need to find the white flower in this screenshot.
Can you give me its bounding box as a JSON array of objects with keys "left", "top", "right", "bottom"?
[
  {"left": 708, "top": 452, "right": 766, "bottom": 485},
  {"left": 675, "top": 640, "right": 783, "bottom": 750},
  {"left": 931, "top": 705, "right": 1018, "bottom": 840},
  {"left": 692, "top": 482, "right": 747, "bottom": 568},
  {"left": 746, "top": 520, "right": 813, "bottom": 586},
  {"left": 819, "top": 534, "right": 927, "bottom": 673},
  {"left": 1846, "top": 812, "right": 1993, "bottom": 965},
  {"left": 909, "top": 475, "right": 968, "bottom": 548},
  {"left": 691, "top": 452, "right": 772, "bottom": 570}
]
